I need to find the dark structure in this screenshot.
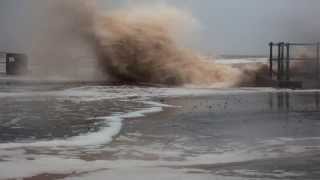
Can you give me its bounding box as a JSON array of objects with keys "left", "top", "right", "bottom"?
[
  {"left": 269, "top": 42, "right": 320, "bottom": 88},
  {"left": 0, "top": 53, "right": 28, "bottom": 75}
]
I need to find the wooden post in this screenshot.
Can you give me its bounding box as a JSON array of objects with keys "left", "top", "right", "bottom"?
[
  {"left": 286, "top": 43, "right": 290, "bottom": 81},
  {"left": 269, "top": 42, "right": 273, "bottom": 79}
]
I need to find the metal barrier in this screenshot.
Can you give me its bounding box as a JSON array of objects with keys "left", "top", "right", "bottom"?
[
  {"left": 269, "top": 42, "right": 320, "bottom": 88},
  {"left": 0, "top": 52, "right": 28, "bottom": 75},
  {"left": 0, "top": 53, "right": 7, "bottom": 74}
]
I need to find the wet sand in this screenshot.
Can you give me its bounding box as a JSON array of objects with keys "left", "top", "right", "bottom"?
[
  {"left": 1, "top": 86, "right": 320, "bottom": 179},
  {"left": 115, "top": 92, "right": 320, "bottom": 179}
]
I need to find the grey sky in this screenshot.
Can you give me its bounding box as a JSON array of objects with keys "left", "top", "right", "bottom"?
[{"left": 1, "top": 0, "right": 320, "bottom": 55}]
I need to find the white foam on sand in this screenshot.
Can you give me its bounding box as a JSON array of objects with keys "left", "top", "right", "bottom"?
[
  {"left": 0, "top": 106, "right": 163, "bottom": 149},
  {"left": 0, "top": 149, "right": 267, "bottom": 179},
  {"left": 0, "top": 143, "right": 306, "bottom": 180},
  {"left": 0, "top": 86, "right": 274, "bottom": 149},
  {"left": 1, "top": 86, "right": 320, "bottom": 179},
  {"left": 1, "top": 86, "right": 320, "bottom": 149},
  {"left": 215, "top": 58, "right": 267, "bottom": 65},
  {"left": 1, "top": 85, "right": 320, "bottom": 100},
  {"left": 0, "top": 156, "right": 222, "bottom": 180},
  {"left": 47, "top": 86, "right": 320, "bottom": 101},
  {"left": 1, "top": 132, "right": 318, "bottom": 179},
  {"left": 0, "top": 86, "right": 175, "bottom": 149}
]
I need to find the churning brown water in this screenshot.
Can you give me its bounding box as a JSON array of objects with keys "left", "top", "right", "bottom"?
[
  {"left": 27, "top": 0, "right": 266, "bottom": 87},
  {"left": 94, "top": 6, "right": 248, "bottom": 86}
]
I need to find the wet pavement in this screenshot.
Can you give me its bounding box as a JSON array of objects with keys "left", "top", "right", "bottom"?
[{"left": 0, "top": 85, "right": 320, "bottom": 179}]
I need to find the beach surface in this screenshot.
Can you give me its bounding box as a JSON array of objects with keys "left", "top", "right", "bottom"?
[{"left": 0, "top": 84, "right": 320, "bottom": 179}]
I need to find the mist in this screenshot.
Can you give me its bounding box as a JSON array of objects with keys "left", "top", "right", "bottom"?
[
  {"left": 2, "top": 0, "right": 320, "bottom": 54},
  {"left": 0, "top": 0, "right": 319, "bottom": 85}
]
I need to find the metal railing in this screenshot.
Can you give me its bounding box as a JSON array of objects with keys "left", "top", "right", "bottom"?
[
  {"left": 0, "top": 52, "right": 28, "bottom": 75},
  {"left": 0, "top": 53, "right": 7, "bottom": 74},
  {"left": 269, "top": 42, "right": 320, "bottom": 81}
]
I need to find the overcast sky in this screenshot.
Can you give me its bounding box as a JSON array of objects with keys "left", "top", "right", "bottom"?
[{"left": 1, "top": 0, "right": 320, "bottom": 55}]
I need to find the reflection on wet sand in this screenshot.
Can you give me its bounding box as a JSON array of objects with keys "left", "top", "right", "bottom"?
[
  {"left": 269, "top": 91, "right": 320, "bottom": 111},
  {"left": 1, "top": 87, "right": 320, "bottom": 179}
]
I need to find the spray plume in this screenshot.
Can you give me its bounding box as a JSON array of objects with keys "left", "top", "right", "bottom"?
[
  {"left": 26, "top": 0, "right": 260, "bottom": 86},
  {"left": 94, "top": 5, "right": 251, "bottom": 86}
]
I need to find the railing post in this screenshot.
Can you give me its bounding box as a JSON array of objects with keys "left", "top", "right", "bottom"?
[
  {"left": 5, "top": 53, "right": 9, "bottom": 75},
  {"left": 277, "top": 43, "right": 282, "bottom": 81},
  {"left": 269, "top": 42, "right": 273, "bottom": 79},
  {"left": 277, "top": 42, "right": 285, "bottom": 81},
  {"left": 281, "top": 42, "right": 285, "bottom": 81},
  {"left": 286, "top": 43, "right": 290, "bottom": 81}
]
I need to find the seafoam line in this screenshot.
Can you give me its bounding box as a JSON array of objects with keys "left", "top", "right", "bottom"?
[{"left": 0, "top": 103, "right": 164, "bottom": 149}]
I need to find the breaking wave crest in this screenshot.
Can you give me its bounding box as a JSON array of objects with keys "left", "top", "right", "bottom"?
[
  {"left": 28, "top": 1, "right": 266, "bottom": 87},
  {"left": 94, "top": 5, "right": 251, "bottom": 87}
]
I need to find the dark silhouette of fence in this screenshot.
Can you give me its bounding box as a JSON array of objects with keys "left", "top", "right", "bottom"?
[
  {"left": 269, "top": 42, "right": 320, "bottom": 88},
  {"left": 0, "top": 52, "right": 28, "bottom": 75}
]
